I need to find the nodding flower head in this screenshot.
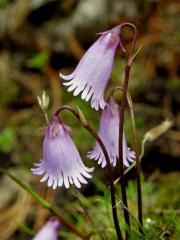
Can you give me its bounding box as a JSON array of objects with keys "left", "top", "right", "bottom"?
[
  {"left": 32, "top": 217, "right": 60, "bottom": 240},
  {"left": 87, "top": 98, "right": 135, "bottom": 168},
  {"left": 60, "top": 26, "right": 121, "bottom": 111},
  {"left": 31, "top": 116, "right": 94, "bottom": 189}
]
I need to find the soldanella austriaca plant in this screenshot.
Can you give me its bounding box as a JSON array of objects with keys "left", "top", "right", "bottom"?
[{"left": 32, "top": 22, "right": 143, "bottom": 240}]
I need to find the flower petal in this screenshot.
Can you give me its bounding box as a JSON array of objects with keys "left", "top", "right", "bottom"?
[{"left": 59, "top": 72, "right": 75, "bottom": 80}]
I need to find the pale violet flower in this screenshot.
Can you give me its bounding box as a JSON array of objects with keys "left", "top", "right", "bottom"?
[
  {"left": 32, "top": 217, "right": 60, "bottom": 240},
  {"left": 87, "top": 98, "right": 135, "bottom": 168},
  {"left": 31, "top": 116, "right": 94, "bottom": 189},
  {"left": 60, "top": 27, "right": 120, "bottom": 110}
]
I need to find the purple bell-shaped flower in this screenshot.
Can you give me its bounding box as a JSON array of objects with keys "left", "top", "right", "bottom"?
[
  {"left": 60, "top": 27, "right": 121, "bottom": 110},
  {"left": 87, "top": 98, "right": 135, "bottom": 167},
  {"left": 31, "top": 116, "right": 94, "bottom": 189}
]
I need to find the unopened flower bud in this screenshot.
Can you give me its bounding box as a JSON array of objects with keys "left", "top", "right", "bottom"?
[{"left": 37, "top": 90, "right": 49, "bottom": 111}]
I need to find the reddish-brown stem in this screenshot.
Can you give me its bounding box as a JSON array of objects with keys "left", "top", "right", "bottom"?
[
  {"left": 55, "top": 106, "right": 123, "bottom": 240},
  {"left": 109, "top": 86, "right": 143, "bottom": 233},
  {"left": 118, "top": 23, "right": 138, "bottom": 240}
]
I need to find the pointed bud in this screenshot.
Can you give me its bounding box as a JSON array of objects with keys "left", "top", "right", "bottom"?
[
  {"left": 37, "top": 90, "right": 50, "bottom": 111},
  {"left": 77, "top": 106, "right": 87, "bottom": 126}
]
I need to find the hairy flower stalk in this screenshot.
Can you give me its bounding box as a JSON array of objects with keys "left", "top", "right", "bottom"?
[
  {"left": 87, "top": 97, "right": 135, "bottom": 168},
  {"left": 31, "top": 116, "right": 94, "bottom": 189},
  {"left": 60, "top": 26, "right": 123, "bottom": 110},
  {"left": 33, "top": 217, "right": 60, "bottom": 240}
]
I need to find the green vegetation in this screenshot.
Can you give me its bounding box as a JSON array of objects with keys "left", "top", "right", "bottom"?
[{"left": 1, "top": 168, "right": 179, "bottom": 239}]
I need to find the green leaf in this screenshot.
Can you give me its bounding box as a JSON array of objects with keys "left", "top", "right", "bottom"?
[
  {"left": 0, "top": 0, "right": 11, "bottom": 7},
  {"left": 167, "top": 78, "right": 180, "bottom": 90},
  {"left": 18, "top": 224, "right": 35, "bottom": 237},
  {"left": 20, "top": 153, "right": 33, "bottom": 167},
  {"left": 0, "top": 127, "right": 16, "bottom": 153},
  {"left": 25, "top": 51, "right": 49, "bottom": 71}
]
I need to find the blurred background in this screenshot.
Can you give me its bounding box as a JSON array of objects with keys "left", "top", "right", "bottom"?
[{"left": 0, "top": 0, "right": 179, "bottom": 239}]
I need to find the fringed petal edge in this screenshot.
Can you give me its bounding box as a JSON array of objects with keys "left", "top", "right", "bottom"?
[{"left": 31, "top": 160, "right": 94, "bottom": 189}]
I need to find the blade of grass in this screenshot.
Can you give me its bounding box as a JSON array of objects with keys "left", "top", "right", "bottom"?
[
  {"left": 74, "top": 190, "right": 105, "bottom": 240},
  {"left": 0, "top": 167, "right": 87, "bottom": 239},
  {"left": 115, "top": 195, "right": 145, "bottom": 236},
  {"left": 18, "top": 224, "right": 35, "bottom": 237}
]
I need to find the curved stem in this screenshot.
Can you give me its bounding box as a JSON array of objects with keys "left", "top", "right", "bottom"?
[
  {"left": 108, "top": 86, "right": 124, "bottom": 102},
  {"left": 117, "top": 23, "right": 137, "bottom": 240},
  {"left": 55, "top": 106, "right": 123, "bottom": 240},
  {"left": 119, "top": 23, "right": 137, "bottom": 65}
]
